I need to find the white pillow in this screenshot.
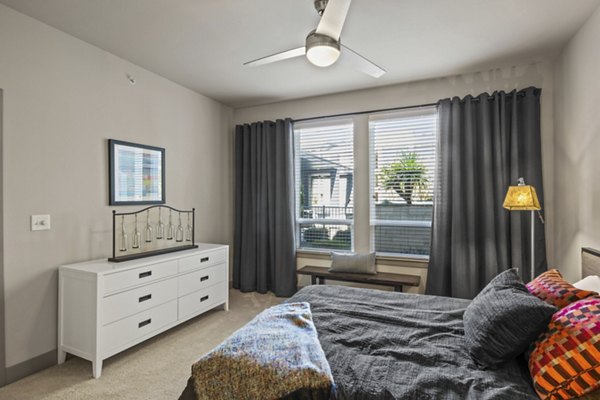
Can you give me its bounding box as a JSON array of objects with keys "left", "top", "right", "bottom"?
[
  {"left": 573, "top": 275, "right": 600, "bottom": 293},
  {"left": 329, "top": 252, "right": 376, "bottom": 274}
]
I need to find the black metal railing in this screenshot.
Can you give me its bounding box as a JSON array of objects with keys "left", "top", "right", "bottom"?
[
  {"left": 301, "top": 205, "right": 353, "bottom": 220},
  {"left": 299, "top": 223, "right": 352, "bottom": 251}
]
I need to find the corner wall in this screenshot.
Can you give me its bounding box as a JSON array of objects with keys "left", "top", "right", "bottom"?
[
  {"left": 234, "top": 61, "right": 555, "bottom": 291},
  {"left": 0, "top": 89, "right": 5, "bottom": 386},
  {"left": 0, "top": 4, "right": 233, "bottom": 379},
  {"left": 553, "top": 6, "right": 600, "bottom": 281}
]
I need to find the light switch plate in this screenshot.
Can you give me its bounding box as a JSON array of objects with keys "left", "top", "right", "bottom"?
[{"left": 31, "top": 214, "right": 51, "bottom": 231}]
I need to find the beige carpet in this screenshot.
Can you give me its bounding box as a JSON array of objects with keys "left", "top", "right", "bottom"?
[{"left": 0, "top": 289, "right": 283, "bottom": 400}]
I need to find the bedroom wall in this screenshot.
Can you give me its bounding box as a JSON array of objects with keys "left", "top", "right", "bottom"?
[
  {"left": 553, "top": 6, "right": 600, "bottom": 282},
  {"left": 0, "top": 89, "right": 5, "bottom": 387},
  {"left": 0, "top": 4, "right": 233, "bottom": 379},
  {"left": 234, "top": 61, "right": 556, "bottom": 292}
]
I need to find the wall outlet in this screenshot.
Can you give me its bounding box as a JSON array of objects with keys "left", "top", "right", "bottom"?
[{"left": 31, "top": 214, "right": 51, "bottom": 231}]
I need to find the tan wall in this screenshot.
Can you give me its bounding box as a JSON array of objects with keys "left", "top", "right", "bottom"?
[
  {"left": 234, "top": 61, "right": 556, "bottom": 290},
  {"left": 553, "top": 7, "right": 600, "bottom": 282},
  {"left": 0, "top": 4, "right": 233, "bottom": 367}
]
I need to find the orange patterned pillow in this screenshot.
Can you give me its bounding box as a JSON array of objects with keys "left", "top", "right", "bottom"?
[
  {"left": 529, "top": 296, "right": 600, "bottom": 400},
  {"left": 527, "top": 269, "right": 595, "bottom": 309}
]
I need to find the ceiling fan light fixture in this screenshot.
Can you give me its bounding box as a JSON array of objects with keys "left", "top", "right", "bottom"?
[
  {"left": 305, "top": 30, "right": 340, "bottom": 67},
  {"left": 307, "top": 45, "right": 340, "bottom": 67}
]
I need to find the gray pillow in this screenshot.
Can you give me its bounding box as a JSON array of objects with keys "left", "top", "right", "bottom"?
[
  {"left": 463, "top": 269, "right": 556, "bottom": 370},
  {"left": 329, "top": 252, "right": 376, "bottom": 274}
]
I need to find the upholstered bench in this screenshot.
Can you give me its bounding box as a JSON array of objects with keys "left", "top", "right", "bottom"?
[{"left": 298, "top": 265, "right": 420, "bottom": 292}]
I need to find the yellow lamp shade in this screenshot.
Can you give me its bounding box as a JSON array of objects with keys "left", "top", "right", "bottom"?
[{"left": 503, "top": 184, "right": 541, "bottom": 210}]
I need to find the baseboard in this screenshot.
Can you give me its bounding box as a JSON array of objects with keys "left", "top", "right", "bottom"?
[{"left": 5, "top": 350, "right": 56, "bottom": 386}]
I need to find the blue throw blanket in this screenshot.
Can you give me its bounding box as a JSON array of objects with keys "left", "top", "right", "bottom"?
[{"left": 180, "top": 302, "right": 335, "bottom": 400}]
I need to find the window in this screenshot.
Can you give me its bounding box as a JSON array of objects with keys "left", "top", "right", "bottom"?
[
  {"left": 369, "top": 107, "right": 437, "bottom": 257},
  {"left": 294, "top": 118, "right": 354, "bottom": 251},
  {"left": 293, "top": 106, "right": 437, "bottom": 259}
]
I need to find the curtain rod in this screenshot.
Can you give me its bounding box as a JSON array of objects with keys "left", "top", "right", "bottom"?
[
  {"left": 292, "top": 89, "right": 536, "bottom": 124},
  {"left": 293, "top": 102, "right": 437, "bottom": 123}
]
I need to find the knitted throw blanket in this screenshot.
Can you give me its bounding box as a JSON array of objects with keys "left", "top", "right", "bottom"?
[{"left": 180, "top": 302, "right": 335, "bottom": 400}]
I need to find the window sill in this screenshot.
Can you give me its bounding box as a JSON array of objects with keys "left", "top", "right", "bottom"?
[{"left": 295, "top": 249, "right": 429, "bottom": 269}]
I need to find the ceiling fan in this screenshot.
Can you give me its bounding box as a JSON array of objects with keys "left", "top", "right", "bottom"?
[{"left": 243, "top": 0, "right": 386, "bottom": 78}]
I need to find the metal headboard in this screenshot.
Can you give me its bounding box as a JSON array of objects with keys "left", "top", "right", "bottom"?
[{"left": 582, "top": 248, "right": 600, "bottom": 278}]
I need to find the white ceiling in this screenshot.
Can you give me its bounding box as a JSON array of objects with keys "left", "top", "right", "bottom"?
[{"left": 1, "top": 0, "right": 599, "bottom": 108}]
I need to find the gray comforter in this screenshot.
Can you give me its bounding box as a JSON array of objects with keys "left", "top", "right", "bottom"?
[{"left": 288, "top": 285, "right": 538, "bottom": 400}]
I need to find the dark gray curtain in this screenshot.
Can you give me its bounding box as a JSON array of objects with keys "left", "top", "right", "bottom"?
[
  {"left": 233, "top": 118, "right": 297, "bottom": 297},
  {"left": 426, "top": 87, "right": 546, "bottom": 299}
]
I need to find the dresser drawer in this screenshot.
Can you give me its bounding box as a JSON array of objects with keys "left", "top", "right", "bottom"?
[
  {"left": 178, "top": 264, "right": 227, "bottom": 297},
  {"left": 179, "top": 248, "right": 227, "bottom": 273},
  {"left": 101, "top": 277, "right": 178, "bottom": 325},
  {"left": 101, "top": 300, "right": 177, "bottom": 355},
  {"left": 103, "top": 260, "right": 178, "bottom": 295},
  {"left": 178, "top": 283, "right": 227, "bottom": 320}
]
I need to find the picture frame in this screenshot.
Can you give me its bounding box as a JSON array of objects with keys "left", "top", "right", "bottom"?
[{"left": 109, "top": 139, "right": 166, "bottom": 205}]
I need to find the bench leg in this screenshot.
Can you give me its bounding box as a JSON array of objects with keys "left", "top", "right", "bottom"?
[
  {"left": 394, "top": 285, "right": 403, "bottom": 292},
  {"left": 311, "top": 275, "right": 317, "bottom": 285}
]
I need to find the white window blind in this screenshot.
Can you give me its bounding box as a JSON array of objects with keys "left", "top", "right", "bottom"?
[
  {"left": 369, "top": 107, "right": 437, "bottom": 257},
  {"left": 294, "top": 118, "right": 354, "bottom": 251}
]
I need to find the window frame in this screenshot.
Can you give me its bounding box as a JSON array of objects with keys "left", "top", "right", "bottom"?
[
  {"left": 368, "top": 106, "right": 438, "bottom": 259},
  {"left": 293, "top": 117, "right": 355, "bottom": 253},
  {"left": 292, "top": 105, "right": 438, "bottom": 263}
]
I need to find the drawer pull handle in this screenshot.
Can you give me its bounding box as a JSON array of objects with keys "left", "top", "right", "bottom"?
[
  {"left": 138, "top": 294, "right": 152, "bottom": 303},
  {"left": 200, "top": 295, "right": 209, "bottom": 302},
  {"left": 201, "top": 257, "right": 209, "bottom": 263},
  {"left": 138, "top": 319, "right": 152, "bottom": 328},
  {"left": 139, "top": 271, "right": 152, "bottom": 279},
  {"left": 200, "top": 275, "right": 209, "bottom": 282}
]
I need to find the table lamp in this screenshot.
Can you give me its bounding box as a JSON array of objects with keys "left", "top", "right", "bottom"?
[{"left": 503, "top": 177, "right": 541, "bottom": 280}]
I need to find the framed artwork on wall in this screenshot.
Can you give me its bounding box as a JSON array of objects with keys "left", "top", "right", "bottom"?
[{"left": 109, "top": 139, "right": 165, "bottom": 205}]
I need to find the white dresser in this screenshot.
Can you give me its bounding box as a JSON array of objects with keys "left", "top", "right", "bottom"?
[{"left": 58, "top": 243, "right": 229, "bottom": 378}]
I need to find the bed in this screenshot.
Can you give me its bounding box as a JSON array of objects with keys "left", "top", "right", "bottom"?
[
  {"left": 180, "top": 248, "right": 600, "bottom": 400},
  {"left": 288, "top": 285, "right": 537, "bottom": 399}
]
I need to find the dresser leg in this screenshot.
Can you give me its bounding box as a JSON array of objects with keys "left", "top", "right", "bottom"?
[
  {"left": 224, "top": 299, "right": 229, "bottom": 311},
  {"left": 92, "top": 360, "right": 103, "bottom": 379},
  {"left": 58, "top": 349, "right": 67, "bottom": 364}
]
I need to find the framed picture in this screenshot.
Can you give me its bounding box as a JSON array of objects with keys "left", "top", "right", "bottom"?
[{"left": 109, "top": 139, "right": 165, "bottom": 205}]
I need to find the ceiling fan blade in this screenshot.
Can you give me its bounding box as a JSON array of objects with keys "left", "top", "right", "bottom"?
[
  {"left": 243, "top": 47, "right": 306, "bottom": 67},
  {"left": 341, "top": 45, "right": 386, "bottom": 78},
  {"left": 315, "top": 0, "right": 352, "bottom": 41}
]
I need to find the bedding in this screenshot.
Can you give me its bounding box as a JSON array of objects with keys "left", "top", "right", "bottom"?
[
  {"left": 529, "top": 296, "right": 600, "bottom": 400},
  {"left": 289, "top": 285, "right": 539, "bottom": 400},
  {"left": 527, "top": 269, "right": 596, "bottom": 309},
  {"left": 573, "top": 275, "right": 600, "bottom": 293},
  {"left": 179, "top": 302, "right": 334, "bottom": 400},
  {"left": 463, "top": 269, "right": 556, "bottom": 369}
]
